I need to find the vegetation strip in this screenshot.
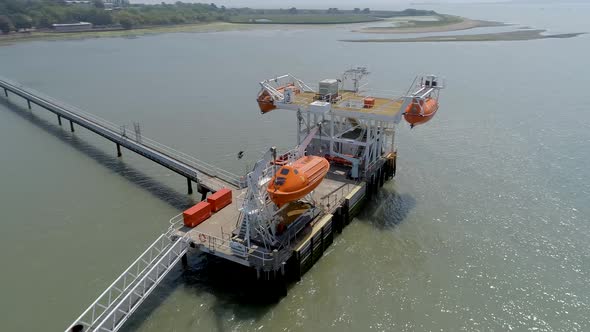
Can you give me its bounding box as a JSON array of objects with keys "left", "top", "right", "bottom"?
[{"left": 0, "top": 1, "right": 436, "bottom": 33}]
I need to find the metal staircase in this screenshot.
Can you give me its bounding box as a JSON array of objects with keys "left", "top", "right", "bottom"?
[{"left": 65, "top": 219, "right": 190, "bottom": 332}]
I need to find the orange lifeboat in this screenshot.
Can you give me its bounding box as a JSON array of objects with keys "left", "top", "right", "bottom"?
[
  {"left": 257, "top": 83, "right": 300, "bottom": 114},
  {"left": 403, "top": 98, "right": 439, "bottom": 128},
  {"left": 267, "top": 156, "right": 330, "bottom": 207},
  {"left": 257, "top": 90, "right": 276, "bottom": 114}
]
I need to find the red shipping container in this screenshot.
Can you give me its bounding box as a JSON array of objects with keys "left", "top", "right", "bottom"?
[
  {"left": 207, "top": 188, "right": 232, "bottom": 212},
  {"left": 364, "top": 97, "right": 375, "bottom": 108},
  {"left": 183, "top": 201, "right": 212, "bottom": 227}
]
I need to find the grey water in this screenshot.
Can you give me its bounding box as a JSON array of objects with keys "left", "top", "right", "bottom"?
[{"left": 0, "top": 3, "right": 589, "bottom": 331}]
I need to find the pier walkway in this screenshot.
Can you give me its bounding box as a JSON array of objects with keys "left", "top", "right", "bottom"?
[
  {"left": 64, "top": 223, "right": 191, "bottom": 332},
  {"left": 0, "top": 77, "right": 244, "bottom": 193}
]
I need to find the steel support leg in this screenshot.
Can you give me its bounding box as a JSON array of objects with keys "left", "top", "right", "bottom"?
[
  {"left": 116, "top": 143, "right": 122, "bottom": 157},
  {"left": 58, "top": 115, "right": 62, "bottom": 126},
  {"left": 27, "top": 100, "right": 31, "bottom": 109},
  {"left": 181, "top": 253, "right": 188, "bottom": 268},
  {"left": 3, "top": 88, "right": 7, "bottom": 97},
  {"left": 187, "top": 178, "right": 193, "bottom": 195},
  {"left": 69, "top": 120, "right": 74, "bottom": 132}
]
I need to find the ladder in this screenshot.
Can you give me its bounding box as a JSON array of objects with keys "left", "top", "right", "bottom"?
[{"left": 65, "top": 230, "right": 190, "bottom": 332}]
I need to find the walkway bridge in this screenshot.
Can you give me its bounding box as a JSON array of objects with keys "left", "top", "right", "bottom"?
[
  {"left": 65, "top": 215, "right": 190, "bottom": 332},
  {"left": 0, "top": 77, "right": 245, "bottom": 194}
]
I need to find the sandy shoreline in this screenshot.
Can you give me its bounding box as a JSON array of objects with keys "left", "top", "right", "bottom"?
[
  {"left": 342, "top": 30, "right": 586, "bottom": 43},
  {"left": 356, "top": 17, "right": 505, "bottom": 34}
]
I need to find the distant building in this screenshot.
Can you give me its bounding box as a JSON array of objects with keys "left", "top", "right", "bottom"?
[
  {"left": 52, "top": 22, "right": 93, "bottom": 32},
  {"left": 103, "top": 0, "right": 129, "bottom": 8},
  {"left": 64, "top": 0, "right": 91, "bottom": 4}
]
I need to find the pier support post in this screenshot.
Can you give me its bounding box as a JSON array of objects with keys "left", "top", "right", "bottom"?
[
  {"left": 343, "top": 199, "right": 350, "bottom": 225},
  {"left": 116, "top": 143, "right": 122, "bottom": 157},
  {"left": 69, "top": 120, "right": 74, "bottom": 132},
  {"left": 334, "top": 207, "right": 342, "bottom": 234},
  {"left": 295, "top": 252, "right": 302, "bottom": 281},
  {"left": 3, "top": 88, "right": 7, "bottom": 97},
  {"left": 57, "top": 115, "right": 62, "bottom": 126},
  {"left": 27, "top": 100, "right": 31, "bottom": 109},
  {"left": 373, "top": 174, "right": 378, "bottom": 195},
  {"left": 187, "top": 178, "right": 193, "bottom": 195},
  {"left": 181, "top": 253, "right": 188, "bottom": 268}
]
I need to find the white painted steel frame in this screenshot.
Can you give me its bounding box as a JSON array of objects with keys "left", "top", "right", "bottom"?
[{"left": 65, "top": 215, "right": 189, "bottom": 332}]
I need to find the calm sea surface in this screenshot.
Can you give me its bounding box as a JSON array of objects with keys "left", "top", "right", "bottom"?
[{"left": 0, "top": 3, "right": 588, "bottom": 331}]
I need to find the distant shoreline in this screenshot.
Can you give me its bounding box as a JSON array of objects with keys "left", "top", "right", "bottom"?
[
  {"left": 342, "top": 30, "right": 587, "bottom": 43},
  {"left": 355, "top": 15, "right": 506, "bottom": 34},
  {"left": 0, "top": 22, "right": 255, "bottom": 46},
  {"left": 0, "top": 6, "right": 440, "bottom": 47}
]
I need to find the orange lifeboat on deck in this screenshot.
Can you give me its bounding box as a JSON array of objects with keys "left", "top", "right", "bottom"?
[
  {"left": 267, "top": 156, "right": 330, "bottom": 207},
  {"left": 403, "top": 98, "right": 439, "bottom": 128}
]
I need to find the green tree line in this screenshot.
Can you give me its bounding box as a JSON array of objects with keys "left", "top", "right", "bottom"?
[
  {"left": 0, "top": 0, "right": 437, "bottom": 33},
  {"left": 0, "top": 0, "right": 232, "bottom": 32}
]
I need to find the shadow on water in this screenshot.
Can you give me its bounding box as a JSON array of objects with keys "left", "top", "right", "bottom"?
[
  {"left": 123, "top": 255, "right": 279, "bottom": 332},
  {"left": 122, "top": 190, "right": 418, "bottom": 331},
  {"left": 359, "top": 187, "right": 416, "bottom": 229},
  {"left": 0, "top": 98, "right": 194, "bottom": 210},
  {"left": 2, "top": 99, "right": 276, "bottom": 331}
]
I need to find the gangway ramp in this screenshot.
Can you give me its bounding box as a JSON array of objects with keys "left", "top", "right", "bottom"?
[{"left": 65, "top": 221, "right": 190, "bottom": 332}]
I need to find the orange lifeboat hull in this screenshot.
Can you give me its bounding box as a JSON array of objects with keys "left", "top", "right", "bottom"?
[
  {"left": 257, "top": 90, "right": 276, "bottom": 114},
  {"left": 267, "top": 156, "right": 330, "bottom": 207},
  {"left": 403, "top": 98, "right": 439, "bottom": 128},
  {"left": 257, "top": 84, "right": 300, "bottom": 114}
]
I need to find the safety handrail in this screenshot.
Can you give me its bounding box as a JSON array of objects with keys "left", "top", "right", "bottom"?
[
  {"left": 64, "top": 233, "right": 177, "bottom": 332},
  {"left": 92, "top": 234, "right": 190, "bottom": 332},
  {"left": 319, "top": 183, "right": 353, "bottom": 212},
  {"left": 191, "top": 230, "right": 276, "bottom": 262},
  {"left": 0, "top": 78, "right": 245, "bottom": 188}
]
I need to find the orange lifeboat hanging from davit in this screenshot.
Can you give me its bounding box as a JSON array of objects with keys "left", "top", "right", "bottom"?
[
  {"left": 402, "top": 75, "right": 444, "bottom": 128},
  {"left": 403, "top": 97, "right": 439, "bottom": 128},
  {"left": 267, "top": 155, "right": 330, "bottom": 207},
  {"left": 257, "top": 83, "right": 300, "bottom": 114},
  {"left": 257, "top": 90, "right": 276, "bottom": 114}
]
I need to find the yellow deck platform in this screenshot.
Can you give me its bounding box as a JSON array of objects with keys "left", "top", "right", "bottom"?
[{"left": 292, "top": 91, "right": 404, "bottom": 118}]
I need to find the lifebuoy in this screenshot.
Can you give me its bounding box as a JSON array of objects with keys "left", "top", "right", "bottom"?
[{"left": 198, "top": 233, "right": 207, "bottom": 242}]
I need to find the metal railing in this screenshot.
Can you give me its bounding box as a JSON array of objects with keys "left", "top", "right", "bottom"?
[
  {"left": 90, "top": 234, "right": 189, "bottom": 332},
  {"left": 64, "top": 231, "right": 188, "bottom": 332},
  {"left": 191, "top": 230, "right": 275, "bottom": 263},
  {"left": 320, "top": 183, "right": 354, "bottom": 211},
  {"left": 0, "top": 77, "right": 245, "bottom": 188},
  {"left": 167, "top": 213, "right": 276, "bottom": 265}
]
